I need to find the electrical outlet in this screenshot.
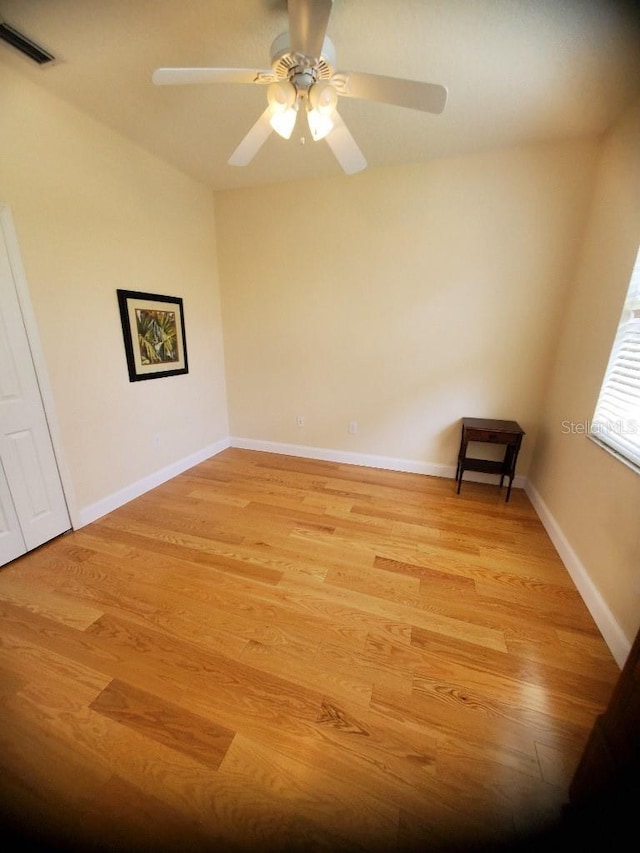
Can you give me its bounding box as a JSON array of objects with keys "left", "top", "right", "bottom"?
[
  {"left": 152, "top": 434, "right": 160, "bottom": 448},
  {"left": 296, "top": 415, "right": 304, "bottom": 428},
  {"left": 349, "top": 421, "right": 358, "bottom": 435}
]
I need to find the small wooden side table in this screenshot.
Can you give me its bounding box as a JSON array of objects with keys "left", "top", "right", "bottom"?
[{"left": 455, "top": 418, "right": 525, "bottom": 502}]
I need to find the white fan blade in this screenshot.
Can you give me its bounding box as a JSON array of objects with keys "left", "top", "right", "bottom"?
[
  {"left": 228, "top": 107, "right": 274, "bottom": 167},
  {"left": 152, "top": 67, "right": 276, "bottom": 86},
  {"left": 325, "top": 110, "right": 367, "bottom": 175},
  {"left": 288, "top": 0, "right": 333, "bottom": 59},
  {"left": 334, "top": 71, "right": 447, "bottom": 114}
]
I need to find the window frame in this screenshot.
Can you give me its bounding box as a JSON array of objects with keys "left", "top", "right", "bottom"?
[{"left": 588, "top": 246, "right": 640, "bottom": 474}]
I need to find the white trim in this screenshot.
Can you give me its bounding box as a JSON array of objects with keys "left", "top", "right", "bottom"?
[
  {"left": 525, "top": 479, "right": 629, "bottom": 668},
  {"left": 77, "top": 438, "right": 230, "bottom": 527},
  {"left": 230, "top": 436, "right": 526, "bottom": 488},
  {"left": 0, "top": 204, "right": 80, "bottom": 527},
  {"left": 590, "top": 243, "right": 640, "bottom": 472}
]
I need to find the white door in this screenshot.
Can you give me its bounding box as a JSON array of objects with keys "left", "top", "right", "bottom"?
[
  {"left": 0, "top": 211, "right": 71, "bottom": 566},
  {"left": 0, "top": 458, "right": 26, "bottom": 564}
]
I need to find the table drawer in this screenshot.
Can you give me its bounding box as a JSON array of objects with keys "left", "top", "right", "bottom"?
[{"left": 465, "top": 428, "right": 518, "bottom": 444}]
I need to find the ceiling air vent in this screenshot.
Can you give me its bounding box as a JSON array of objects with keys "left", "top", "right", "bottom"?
[{"left": 0, "top": 21, "right": 55, "bottom": 65}]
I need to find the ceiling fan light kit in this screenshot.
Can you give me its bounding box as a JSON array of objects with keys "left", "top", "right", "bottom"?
[
  {"left": 152, "top": 0, "right": 447, "bottom": 175},
  {"left": 267, "top": 80, "right": 299, "bottom": 139},
  {"left": 307, "top": 81, "right": 338, "bottom": 141}
]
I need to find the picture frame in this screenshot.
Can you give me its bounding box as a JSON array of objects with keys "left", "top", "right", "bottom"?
[{"left": 117, "top": 289, "right": 188, "bottom": 382}]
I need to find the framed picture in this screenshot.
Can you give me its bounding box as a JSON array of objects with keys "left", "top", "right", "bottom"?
[{"left": 117, "top": 289, "right": 188, "bottom": 382}]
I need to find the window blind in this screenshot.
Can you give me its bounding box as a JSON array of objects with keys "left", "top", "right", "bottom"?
[{"left": 590, "top": 246, "right": 640, "bottom": 471}]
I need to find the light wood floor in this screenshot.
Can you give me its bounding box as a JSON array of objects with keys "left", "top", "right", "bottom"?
[{"left": 0, "top": 448, "right": 620, "bottom": 853}]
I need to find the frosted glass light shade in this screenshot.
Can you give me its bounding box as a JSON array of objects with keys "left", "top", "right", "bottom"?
[
  {"left": 307, "top": 82, "right": 339, "bottom": 141},
  {"left": 267, "top": 80, "right": 298, "bottom": 139},
  {"left": 307, "top": 108, "right": 334, "bottom": 141}
]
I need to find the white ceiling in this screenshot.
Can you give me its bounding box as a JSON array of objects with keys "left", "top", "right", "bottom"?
[{"left": 1, "top": 0, "right": 639, "bottom": 192}]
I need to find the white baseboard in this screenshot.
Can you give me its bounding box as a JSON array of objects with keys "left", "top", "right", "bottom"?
[
  {"left": 77, "top": 438, "right": 231, "bottom": 528},
  {"left": 230, "top": 436, "right": 527, "bottom": 488},
  {"left": 525, "top": 480, "right": 629, "bottom": 668}
]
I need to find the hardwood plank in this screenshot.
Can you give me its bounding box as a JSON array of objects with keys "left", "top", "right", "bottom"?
[
  {"left": 0, "top": 659, "right": 25, "bottom": 698},
  {"left": 240, "top": 637, "right": 373, "bottom": 708},
  {"left": 76, "top": 773, "right": 220, "bottom": 853},
  {"left": 90, "top": 678, "right": 236, "bottom": 770},
  {"left": 0, "top": 574, "right": 103, "bottom": 629},
  {"left": 3, "top": 689, "right": 285, "bottom": 851},
  {"left": 92, "top": 515, "right": 330, "bottom": 581},
  {"left": 217, "top": 732, "right": 400, "bottom": 850},
  {"left": 370, "top": 684, "right": 543, "bottom": 779},
  {"left": 409, "top": 627, "right": 615, "bottom": 711},
  {"left": 324, "top": 563, "right": 422, "bottom": 604},
  {"left": 283, "top": 572, "right": 510, "bottom": 653},
  {"left": 0, "top": 625, "right": 112, "bottom": 700}
]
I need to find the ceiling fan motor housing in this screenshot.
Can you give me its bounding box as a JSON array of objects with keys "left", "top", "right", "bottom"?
[{"left": 269, "top": 31, "right": 336, "bottom": 92}]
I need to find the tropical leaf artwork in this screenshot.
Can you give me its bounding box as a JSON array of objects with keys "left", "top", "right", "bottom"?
[{"left": 136, "top": 309, "right": 178, "bottom": 364}]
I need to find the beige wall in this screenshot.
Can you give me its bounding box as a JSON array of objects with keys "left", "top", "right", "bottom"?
[
  {"left": 215, "top": 139, "right": 598, "bottom": 473},
  {"left": 529, "top": 99, "right": 640, "bottom": 653},
  {"left": 0, "top": 64, "right": 229, "bottom": 517}
]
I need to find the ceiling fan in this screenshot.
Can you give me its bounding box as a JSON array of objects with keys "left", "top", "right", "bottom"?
[{"left": 152, "top": 0, "right": 447, "bottom": 175}]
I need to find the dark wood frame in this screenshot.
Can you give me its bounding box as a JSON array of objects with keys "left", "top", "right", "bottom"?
[
  {"left": 117, "top": 289, "right": 188, "bottom": 382},
  {"left": 562, "top": 625, "right": 639, "bottom": 842}
]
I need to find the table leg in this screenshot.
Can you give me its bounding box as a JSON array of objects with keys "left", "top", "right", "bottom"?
[{"left": 455, "top": 433, "right": 466, "bottom": 494}]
